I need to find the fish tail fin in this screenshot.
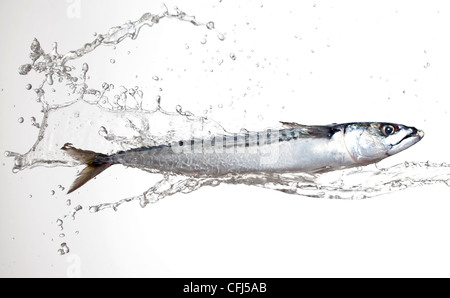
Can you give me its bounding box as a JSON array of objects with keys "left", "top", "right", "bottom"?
[{"left": 61, "top": 143, "right": 113, "bottom": 194}]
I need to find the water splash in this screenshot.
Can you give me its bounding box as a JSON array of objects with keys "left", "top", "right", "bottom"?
[
  {"left": 7, "top": 5, "right": 450, "bottom": 221},
  {"left": 87, "top": 161, "right": 450, "bottom": 213},
  {"left": 10, "top": 6, "right": 226, "bottom": 173}
]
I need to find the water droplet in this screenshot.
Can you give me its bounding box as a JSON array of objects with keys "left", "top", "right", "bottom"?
[
  {"left": 25, "top": 84, "right": 32, "bottom": 90},
  {"left": 18, "top": 64, "right": 32, "bottom": 75},
  {"left": 230, "top": 53, "right": 236, "bottom": 60},
  {"left": 424, "top": 62, "right": 430, "bottom": 68},
  {"left": 98, "top": 126, "right": 108, "bottom": 137},
  {"left": 217, "top": 32, "right": 225, "bottom": 41},
  {"left": 59, "top": 233, "right": 65, "bottom": 238},
  {"left": 152, "top": 75, "right": 159, "bottom": 81},
  {"left": 17, "top": 117, "right": 24, "bottom": 123},
  {"left": 206, "top": 21, "right": 215, "bottom": 30},
  {"left": 139, "top": 198, "right": 149, "bottom": 208},
  {"left": 200, "top": 38, "right": 207, "bottom": 45},
  {"left": 56, "top": 219, "right": 63, "bottom": 226},
  {"left": 110, "top": 59, "right": 115, "bottom": 64},
  {"left": 82, "top": 63, "right": 89, "bottom": 72},
  {"left": 30, "top": 38, "right": 41, "bottom": 53},
  {"left": 47, "top": 75, "right": 59, "bottom": 88},
  {"left": 50, "top": 190, "right": 55, "bottom": 195},
  {"left": 58, "top": 242, "right": 69, "bottom": 255},
  {"left": 257, "top": 115, "right": 264, "bottom": 121}
]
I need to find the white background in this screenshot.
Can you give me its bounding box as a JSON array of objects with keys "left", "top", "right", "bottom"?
[{"left": 1, "top": 0, "right": 450, "bottom": 277}]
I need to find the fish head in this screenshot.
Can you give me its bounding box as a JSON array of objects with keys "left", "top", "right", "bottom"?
[{"left": 343, "top": 122, "right": 424, "bottom": 163}]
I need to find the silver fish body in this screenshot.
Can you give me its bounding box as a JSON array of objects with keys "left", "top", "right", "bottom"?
[
  {"left": 113, "top": 128, "right": 352, "bottom": 175},
  {"left": 62, "top": 122, "right": 424, "bottom": 193}
]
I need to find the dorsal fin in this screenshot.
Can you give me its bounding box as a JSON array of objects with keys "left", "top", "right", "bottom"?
[
  {"left": 280, "top": 121, "right": 307, "bottom": 129},
  {"left": 280, "top": 121, "right": 341, "bottom": 139}
]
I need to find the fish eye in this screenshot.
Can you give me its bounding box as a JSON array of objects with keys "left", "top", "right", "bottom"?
[{"left": 381, "top": 124, "right": 395, "bottom": 136}]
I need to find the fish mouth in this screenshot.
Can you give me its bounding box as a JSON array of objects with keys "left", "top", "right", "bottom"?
[
  {"left": 394, "top": 128, "right": 424, "bottom": 146},
  {"left": 416, "top": 129, "right": 425, "bottom": 139},
  {"left": 388, "top": 128, "right": 424, "bottom": 156}
]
